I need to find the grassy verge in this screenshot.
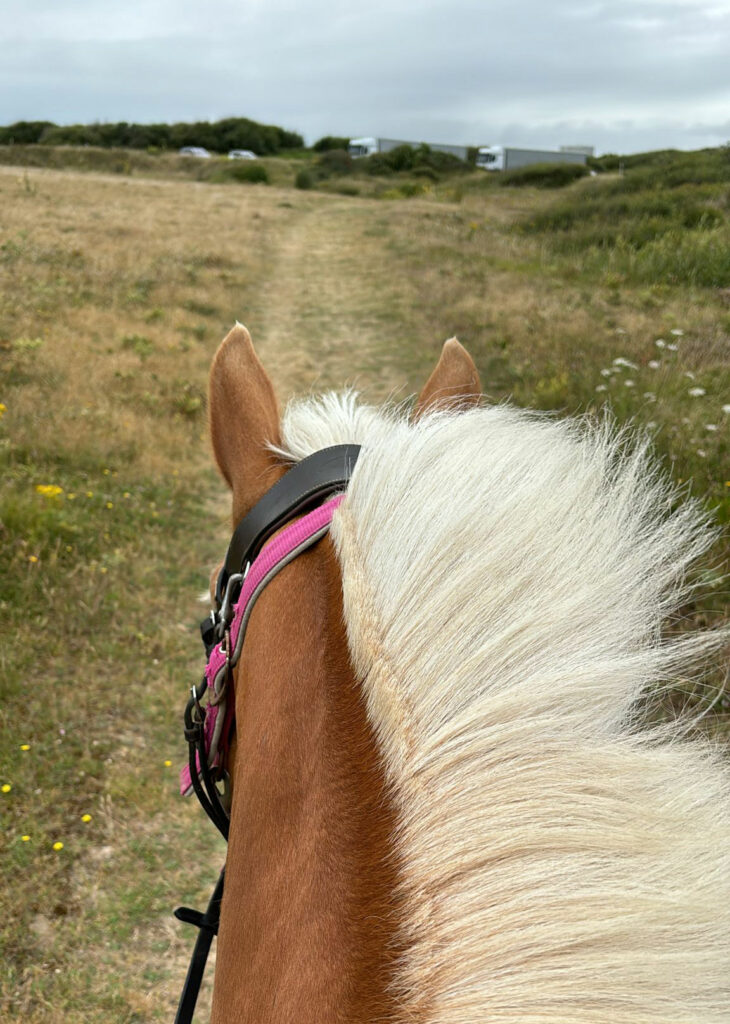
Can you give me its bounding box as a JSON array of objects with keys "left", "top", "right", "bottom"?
[
  {"left": 0, "top": 167, "right": 301, "bottom": 1021},
  {"left": 0, "top": 144, "right": 308, "bottom": 189}
]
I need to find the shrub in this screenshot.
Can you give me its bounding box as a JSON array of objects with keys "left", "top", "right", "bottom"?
[
  {"left": 207, "top": 162, "right": 269, "bottom": 185},
  {"left": 362, "top": 144, "right": 471, "bottom": 178},
  {"left": 519, "top": 169, "right": 730, "bottom": 287},
  {"left": 295, "top": 169, "right": 314, "bottom": 190},
  {"left": 0, "top": 117, "right": 303, "bottom": 153},
  {"left": 225, "top": 162, "right": 268, "bottom": 184},
  {"left": 500, "top": 162, "right": 590, "bottom": 188},
  {"left": 312, "top": 136, "right": 349, "bottom": 152},
  {"left": 315, "top": 148, "right": 353, "bottom": 177}
]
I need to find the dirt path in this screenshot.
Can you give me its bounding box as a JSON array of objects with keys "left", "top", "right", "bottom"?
[{"left": 249, "top": 194, "right": 416, "bottom": 402}]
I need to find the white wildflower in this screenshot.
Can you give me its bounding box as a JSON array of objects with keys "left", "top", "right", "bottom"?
[
  {"left": 613, "top": 357, "right": 638, "bottom": 370},
  {"left": 648, "top": 360, "right": 660, "bottom": 369},
  {"left": 643, "top": 392, "right": 656, "bottom": 402},
  {"left": 696, "top": 449, "right": 707, "bottom": 458},
  {"left": 670, "top": 328, "right": 684, "bottom": 337},
  {"left": 615, "top": 328, "right": 627, "bottom": 335},
  {"left": 667, "top": 343, "right": 678, "bottom": 351},
  {"left": 655, "top": 339, "right": 666, "bottom": 348},
  {"left": 688, "top": 387, "right": 706, "bottom": 397},
  {"left": 595, "top": 385, "right": 608, "bottom": 393},
  {"left": 600, "top": 368, "right": 613, "bottom": 377},
  {"left": 684, "top": 371, "right": 695, "bottom": 379},
  {"left": 722, "top": 404, "right": 730, "bottom": 415},
  {"left": 705, "top": 424, "right": 718, "bottom": 432},
  {"left": 624, "top": 379, "right": 635, "bottom": 387},
  {"left": 647, "top": 421, "right": 657, "bottom": 429}
]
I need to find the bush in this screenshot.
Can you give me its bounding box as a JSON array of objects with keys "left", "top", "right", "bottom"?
[
  {"left": 519, "top": 168, "right": 730, "bottom": 287},
  {"left": 500, "top": 162, "right": 590, "bottom": 188},
  {"left": 295, "top": 169, "right": 314, "bottom": 190},
  {"left": 362, "top": 143, "right": 471, "bottom": 178},
  {"left": 206, "top": 161, "right": 269, "bottom": 184},
  {"left": 312, "top": 136, "right": 349, "bottom": 152},
  {"left": 315, "top": 148, "right": 353, "bottom": 178},
  {"left": 225, "top": 162, "right": 268, "bottom": 184},
  {"left": 0, "top": 117, "right": 303, "bottom": 154},
  {"left": 588, "top": 147, "right": 730, "bottom": 188}
]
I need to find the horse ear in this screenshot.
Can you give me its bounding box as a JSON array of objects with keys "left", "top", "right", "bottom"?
[
  {"left": 412, "top": 337, "right": 482, "bottom": 420},
  {"left": 209, "top": 323, "right": 285, "bottom": 523}
]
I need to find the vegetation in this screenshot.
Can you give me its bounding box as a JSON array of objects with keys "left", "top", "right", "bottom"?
[
  {"left": 209, "top": 162, "right": 269, "bottom": 185},
  {"left": 295, "top": 168, "right": 314, "bottom": 189},
  {"left": 312, "top": 135, "right": 350, "bottom": 152},
  {"left": 500, "top": 161, "right": 590, "bottom": 188},
  {"left": 589, "top": 145, "right": 730, "bottom": 185},
  {"left": 520, "top": 166, "right": 730, "bottom": 288},
  {"left": 362, "top": 143, "right": 472, "bottom": 177},
  {"left": 0, "top": 117, "right": 303, "bottom": 154},
  {"left": 0, "top": 145, "right": 728, "bottom": 1020}
]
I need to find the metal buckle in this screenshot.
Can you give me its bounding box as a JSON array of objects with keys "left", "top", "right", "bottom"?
[{"left": 215, "top": 572, "right": 242, "bottom": 639}]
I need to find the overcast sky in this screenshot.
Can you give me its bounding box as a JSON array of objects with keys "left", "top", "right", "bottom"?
[{"left": 2, "top": 0, "right": 729, "bottom": 155}]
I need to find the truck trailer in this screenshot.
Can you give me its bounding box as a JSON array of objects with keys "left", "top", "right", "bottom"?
[
  {"left": 349, "top": 137, "right": 470, "bottom": 162},
  {"left": 476, "top": 145, "right": 588, "bottom": 172}
]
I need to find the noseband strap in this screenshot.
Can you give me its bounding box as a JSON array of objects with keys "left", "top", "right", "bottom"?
[{"left": 174, "top": 444, "right": 360, "bottom": 1024}]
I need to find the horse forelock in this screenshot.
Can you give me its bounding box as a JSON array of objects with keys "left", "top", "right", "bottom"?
[{"left": 277, "top": 392, "right": 730, "bottom": 1024}]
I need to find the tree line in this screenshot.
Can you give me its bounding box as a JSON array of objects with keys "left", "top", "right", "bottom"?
[{"left": 0, "top": 118, "right": 303, "bottom": 154}]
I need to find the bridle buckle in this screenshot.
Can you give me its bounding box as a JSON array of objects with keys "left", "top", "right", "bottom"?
[{"left": 215, "top": 568, "right": 246, "bottom": 640}]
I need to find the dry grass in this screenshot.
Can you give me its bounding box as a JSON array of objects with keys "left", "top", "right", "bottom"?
[{"left": 0, "top": 162, "right": 727, "bottom": 1022}]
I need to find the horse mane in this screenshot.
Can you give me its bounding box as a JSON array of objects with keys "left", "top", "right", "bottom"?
[{"left": 277, "top": 391, "right": 730, "bottom": 1024}]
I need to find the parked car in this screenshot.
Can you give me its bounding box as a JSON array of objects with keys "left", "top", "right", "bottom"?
[
  {"left": 179, "top": 146, "right": 211, "bottom": 158},
  {"left": 228, "top": 149, "right": 257, "bottom": 160}
]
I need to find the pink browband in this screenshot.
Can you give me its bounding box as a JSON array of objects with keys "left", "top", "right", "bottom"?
[{"left": 180, "top": 494, "right": 344, "bottom": 796}]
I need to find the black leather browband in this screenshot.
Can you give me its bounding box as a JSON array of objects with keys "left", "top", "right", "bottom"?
[{"left": 215, "top": 444, "right": 361, "bottom": 606}]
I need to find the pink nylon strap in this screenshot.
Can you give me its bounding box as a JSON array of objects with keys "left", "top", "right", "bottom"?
[{"left": 179, "top": 494, "right": 344, "bottom": 795}]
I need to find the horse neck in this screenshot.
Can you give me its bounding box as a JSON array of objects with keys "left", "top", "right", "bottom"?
[{"left": 210, "top": 537, "right": 401, "bottom": 1024}]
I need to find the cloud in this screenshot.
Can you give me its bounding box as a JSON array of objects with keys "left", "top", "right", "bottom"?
[{"left": 2, "top": 0, "right": 729, "bottom": 153}]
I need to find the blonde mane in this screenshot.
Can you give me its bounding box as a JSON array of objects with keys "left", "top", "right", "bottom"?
[{"left": 279, "top": 392, "right": 730, "bottom": 1024}]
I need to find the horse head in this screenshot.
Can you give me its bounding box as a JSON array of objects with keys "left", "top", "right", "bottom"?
[{"left": 182, "top": 323, "right": 730, "bottom": 1024}]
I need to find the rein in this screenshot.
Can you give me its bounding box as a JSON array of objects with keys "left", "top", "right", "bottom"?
[{"left": 173, "top": 445, "right": 360, "bottom": 1024}]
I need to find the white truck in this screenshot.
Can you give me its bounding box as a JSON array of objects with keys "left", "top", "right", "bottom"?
[
  {"left": 476, "top": 145, "right": 588, "bottom": 172},
  {"left": 348, "top": 137, "right": 470, "bottom": 162}
]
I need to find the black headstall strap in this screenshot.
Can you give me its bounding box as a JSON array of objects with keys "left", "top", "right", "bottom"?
[
  {"left": 174, "top": 443, "right": 361, "bottom": 1024},
  {"left": 215, "top": 444, "right": 362, "bottom": 607}
]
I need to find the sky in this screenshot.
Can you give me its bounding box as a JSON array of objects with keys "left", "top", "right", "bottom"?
[{"left": 2, "top": 0, "right": 730, "bottom": 155}]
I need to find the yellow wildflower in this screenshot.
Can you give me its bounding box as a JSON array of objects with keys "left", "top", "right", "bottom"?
[
  {"left": 28, "top": 555, "right": 38, "bottom": 563},
  {"left": 81, "top": 814, "right": 92, "bottom": 823},
  {"left": 123, "top": 492, "right": 131, "bottom": 499},
  {"left": 106, "top": 502, "right": 113, "bottom": 509},
  {"left": 0, "top": 402, "right": 7, "bottom": 418},
  {"left": 35, "top": 484, "right": 63, "bottom": 498},
  {"left": 21, "top": 835, "right": 30, "bottom": 842},
  {"left": 2, "top": 783, "right": 11, "bottom": 793},
  {"left": 20, "top": 744, "right": 30, "bottom": 751},
  {"left": 67, "top": 493, "right": 76, "bottom": 500},
  {"left": 52, "top": 841, "right": 64, "bottom": 852},
  {"left": 103, "top": 468, "right": 111, "bottom": 476},
  {"left": 164, "top": 760, "right": 172, "bottom": 767},
  {"left": 99, "top": 567, "right": 108, "bottom": 574},
  {"left": 86, "top": 491, "right": 93, "bottom": 498}
]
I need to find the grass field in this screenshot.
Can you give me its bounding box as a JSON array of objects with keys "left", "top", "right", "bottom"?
[{"left": 1, "top": 155, "right": 728, "bottom": 1022}]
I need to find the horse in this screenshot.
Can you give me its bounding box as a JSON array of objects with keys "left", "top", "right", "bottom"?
[{"left": 184, "top": 323, "right": 730, "bottom": 1023}]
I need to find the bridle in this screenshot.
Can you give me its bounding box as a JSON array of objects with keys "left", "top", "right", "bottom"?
[{"left": 173, "top": 445, "right": 361, "bottom": 1024}]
